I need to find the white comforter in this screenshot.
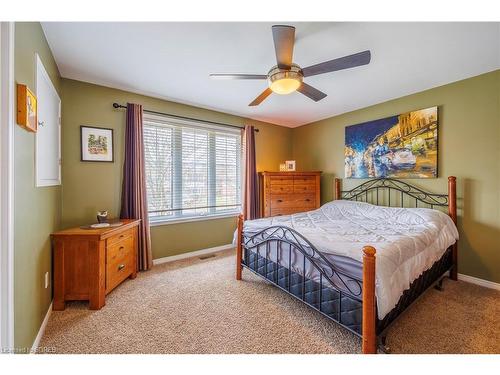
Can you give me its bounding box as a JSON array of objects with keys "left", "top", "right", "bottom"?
[{"left": 242, "top": 200, "right": 459, "bottom": 319}]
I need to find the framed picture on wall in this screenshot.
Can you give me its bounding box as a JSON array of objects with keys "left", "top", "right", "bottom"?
[
  {"left": 344, "top": 106, "right": 438, "bottom": 179},
  {"left": 16, "top": 84, "right": 38, "bottom": 132},
  {"left": 80, "top": 125, "right": 114, "bottom": 162}
]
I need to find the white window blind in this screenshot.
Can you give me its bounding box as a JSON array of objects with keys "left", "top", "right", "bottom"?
[{"left": 143, "top": 114, "right": 242, "bottom": 223}]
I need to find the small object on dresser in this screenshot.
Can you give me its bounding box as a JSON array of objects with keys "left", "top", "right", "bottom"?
[
  {"left": 97, "top": 210, "right": 108, "bottom": 223},
  {"left": 90, "top": 223, "right": 110, "bottom": 228},
  {"left": 285, "top": 160, "right": 296, "bottom": 171},
  {"left": 279, "top": 163, "right": 287, "bottom": 172}
]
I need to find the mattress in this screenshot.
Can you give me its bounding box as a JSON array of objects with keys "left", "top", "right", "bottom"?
[{"left": 238, "top": 200, "right": 459, "bottom": 319}]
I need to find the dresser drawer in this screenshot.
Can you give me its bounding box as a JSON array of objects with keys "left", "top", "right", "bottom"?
[
  {"left": 294, "top": 176, "right": 316, "bottom": 184},
  {"left": 270, "top": 194, "right": 316, "bottom": 209},
  {"left": 106, "top": 235, "right": 134, "bottom": 293},
  {"left": 107, "top": 228, "right": 133, "bottom": 247},
  {"left": 106, "top": 255, "right": 134, "bottom": 293},
  {"left": 270, "top": 184, "right": 294, "bottom": 194},
  {"left": 269, "top": 175, "right": 294, "bottom": 185},
  {"left": 271, "top": 207, "right": 310, "bottom": 216},
  {"left": 106, "top": 235, "right": 134, "bottom": 265},
  {"left": 270, "top": 208, "right": 297, "bottom": 216},
  {"left": 293, "top": 184, "right": 316, "bottom": 193}
]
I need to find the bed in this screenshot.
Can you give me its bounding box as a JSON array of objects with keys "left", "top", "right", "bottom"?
[{"left": 235, "top": 176, "right": 459, "bottom": 354}]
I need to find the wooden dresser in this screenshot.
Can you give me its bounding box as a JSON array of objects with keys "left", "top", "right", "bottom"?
[
  {"left": 52, "top": 219, "right": 140, "bottom": 311},
  {"left": 259, "top": 171, "right": 321, "bottom": 217}
]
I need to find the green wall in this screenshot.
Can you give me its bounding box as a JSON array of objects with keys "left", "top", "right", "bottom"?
[
  {"left": 60, "top": 79, "right": 293, "bottom": 259},
  {"left": 14, "top": 23, "right": 62, "bottom": 349},
  {"left": 12, "top": 23, "right": 498, "bottom": 351},
  {"left": 292, "top": 70, "right": 500, "bottom": 283}
]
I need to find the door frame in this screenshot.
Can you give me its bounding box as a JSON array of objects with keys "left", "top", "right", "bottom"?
[{"left": 0, "top": 21, "right": 15, "bottom": 351}]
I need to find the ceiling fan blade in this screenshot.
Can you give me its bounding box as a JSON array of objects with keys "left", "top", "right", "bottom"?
[
  {"left": 209, "top": 73, "right": 267, "bottom": 80},
  {"left": 272, "top": 25, "right": 295, "bottom": 70},
  {"left": 302, "top": 50, "right": 371, "bottom": 77},
  {"left": 297, "top": 82, "right": 327, "bottom": 102},
  {"left": 249, "top": 88, "right": 273, "bottom": 106}
]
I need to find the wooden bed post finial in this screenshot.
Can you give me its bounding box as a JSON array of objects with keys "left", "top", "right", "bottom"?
[
  {"left": 448, "top": 176, "right": 458, "bottom": 281},
  {"left": 335, "top": 178, "right": 342, "bottom": 200},
  {"left": 362, "top": 245, "right": 377, "bottom": 354},
  {"left": 236, "top": 214, "right": 244, "bottom": 280}
]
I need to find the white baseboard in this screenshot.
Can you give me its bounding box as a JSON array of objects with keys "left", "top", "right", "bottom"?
[
  {"left": 457, "top": 273, "right": 500, "bottom": 291},
  {"left": 153, "top": 243, "right": 234, "bottom": 266},
  {"left": 30, "top": 301, "right": 52, "bottom": 354}
]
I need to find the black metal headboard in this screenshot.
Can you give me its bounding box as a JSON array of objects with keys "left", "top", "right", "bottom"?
[{"left": 335, "top": 177, "right": 456, "bottom": 212}]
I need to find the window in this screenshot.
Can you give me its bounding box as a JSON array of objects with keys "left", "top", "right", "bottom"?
[{"left": 143, "top": 114, "right": 242, "bottom": 223}]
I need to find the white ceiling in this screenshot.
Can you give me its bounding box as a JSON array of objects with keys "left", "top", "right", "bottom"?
[{"left": 42, "top": 22, "right": 499, "bottom": 127}]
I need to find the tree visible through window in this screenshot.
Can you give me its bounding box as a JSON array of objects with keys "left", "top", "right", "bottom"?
[{"left": 143, "top": 115, "right": 241, "bottom": 222}]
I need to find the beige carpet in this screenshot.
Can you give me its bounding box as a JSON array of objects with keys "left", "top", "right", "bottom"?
[{"left": 39, "top": 248, "right": 500, "bottom": 354}]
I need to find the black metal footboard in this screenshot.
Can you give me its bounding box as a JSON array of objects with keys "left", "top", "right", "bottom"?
[
  {"left": 241, "top": 225, "right": 365, "bottom": 336},
  {"left": 240, "top": 225, "right": 454, "bottom": 340}
]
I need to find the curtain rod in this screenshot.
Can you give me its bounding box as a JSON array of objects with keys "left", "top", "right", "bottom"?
[{"left": 112, "top": 103, "right": 259, "bottom": 132}]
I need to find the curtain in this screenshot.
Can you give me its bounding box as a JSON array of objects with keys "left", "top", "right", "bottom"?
[
  {"left": 120, "top": 103, "right": 153, "bottom": 271},
  {"left": 242, "top": 125, "right": 259, "bottom": 220}
]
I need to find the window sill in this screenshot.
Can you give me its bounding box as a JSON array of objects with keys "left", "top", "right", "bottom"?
[{"left": 149, "top": 212, "right": 240, "bottom": 227}]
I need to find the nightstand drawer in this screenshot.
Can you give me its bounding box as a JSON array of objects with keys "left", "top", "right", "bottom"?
[
  {"left": 107, "top": 229, "right": 133, "bottom": 247},
  {"left": 106, "top": 255, "right": 134, "bottom": 293},
  {"left": 106, "top": 235, "right": 134, "bottom": 265}
]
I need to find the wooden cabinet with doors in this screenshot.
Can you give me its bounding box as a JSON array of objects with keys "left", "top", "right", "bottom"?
[{"left": 259, "top": 171, "right": 321, "bottom": 217}]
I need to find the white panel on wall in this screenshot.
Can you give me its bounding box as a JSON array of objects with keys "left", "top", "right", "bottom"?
[{"left": 35, "top": 53, "right": 61, "bottom": 187}]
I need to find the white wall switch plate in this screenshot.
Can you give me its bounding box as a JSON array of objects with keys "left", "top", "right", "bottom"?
[{"left": 44, "top": 271, "right": 49, "bottom": 289}]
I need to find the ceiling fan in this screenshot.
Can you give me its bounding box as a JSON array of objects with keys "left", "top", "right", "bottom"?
[{"left": 210, "top": 25, "right": 371, "bottom": 106}]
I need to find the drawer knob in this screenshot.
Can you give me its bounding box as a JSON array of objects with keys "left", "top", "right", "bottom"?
[
  {"left": 277, "top": 199, "right": 283, "bottom": 203},
  {"left": 118, "top": 264, "right": 125, "bottom": 271},
  {"left": 306, "top": 199, "right": 311, "bottom": 202},
  {"left": 119, "top": 246, "right": 125, "bottom": 251}
]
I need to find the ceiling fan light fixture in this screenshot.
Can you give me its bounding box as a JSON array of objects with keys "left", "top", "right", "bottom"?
[
  {"left": 270, "top": 78, "right": 301, "bottom": 95},
  {"left": 267, "top": 64, "right": 303, "bottom": 95}
]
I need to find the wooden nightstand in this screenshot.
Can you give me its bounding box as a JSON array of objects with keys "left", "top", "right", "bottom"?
[{"left": 51, "top": 219, "right": 140, "bottom": 310}]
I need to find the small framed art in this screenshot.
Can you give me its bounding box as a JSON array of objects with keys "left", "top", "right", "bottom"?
[
  {"left": 80, "top": 126, "right": 114, "bottom": 162},
  {"left": 285, "top": 160, "right": 296, "bottom": 171},
  {"left": 17, "top": 84, "right": 38, "bottom": 132}
]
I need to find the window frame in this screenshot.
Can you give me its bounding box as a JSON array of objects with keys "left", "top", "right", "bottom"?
[{"left": 143, "top": 113, "right": 242, "bottom": 226}]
